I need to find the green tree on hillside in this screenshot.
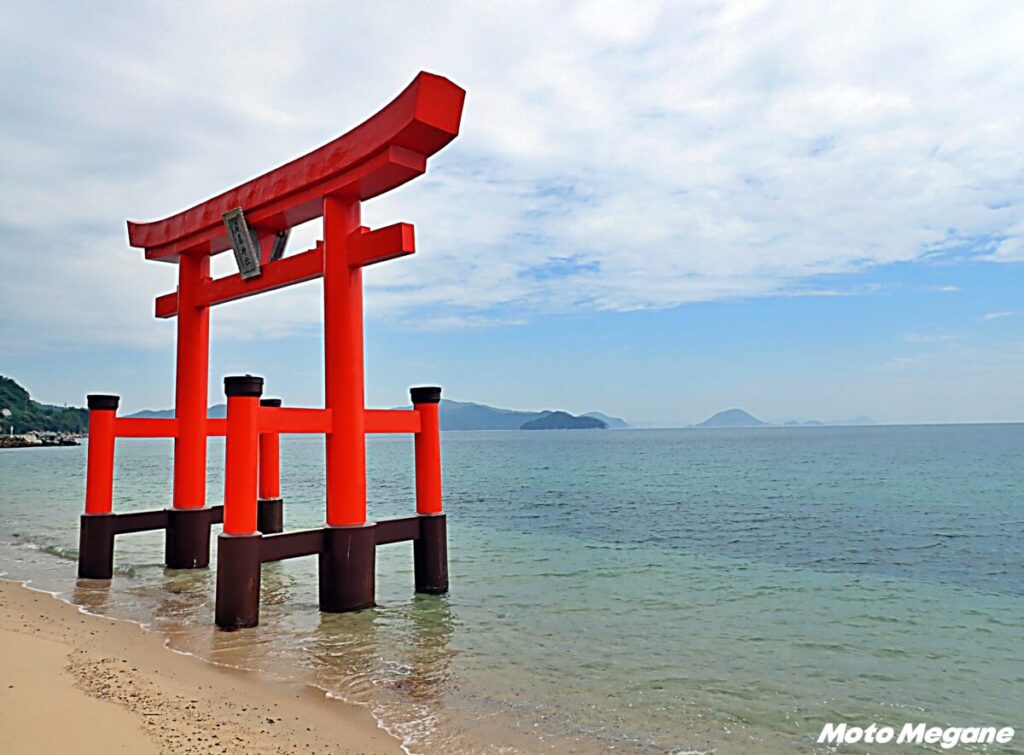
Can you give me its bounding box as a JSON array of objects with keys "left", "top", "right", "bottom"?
[{"left": 0, "top": 375, "right": 88, "bottom": 434}]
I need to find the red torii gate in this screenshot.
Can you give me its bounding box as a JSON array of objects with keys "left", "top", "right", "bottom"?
[{"left": 77, "top": 72, "right": 464, "bottom": 629}]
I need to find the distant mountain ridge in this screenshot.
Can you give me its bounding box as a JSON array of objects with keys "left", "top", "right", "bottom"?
[
  {"left": 128, "top": 405, "right": 227, "bottom": 419},
  {"left": 427, "top": 400, "right": 622, "bottom": 430},
  {"left": 431, "top": 400, "right": 546, "bottom": 430},
  {"left": 128, "top": 399, "right": 628, "bottom": 431},
  {"left": 695, "top": 408, "right": 876, "bottom": 428}
]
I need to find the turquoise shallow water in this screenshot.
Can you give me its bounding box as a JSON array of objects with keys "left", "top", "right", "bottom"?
[{"left": 0, "top": 425, "right": 1022, "bottom": 753}]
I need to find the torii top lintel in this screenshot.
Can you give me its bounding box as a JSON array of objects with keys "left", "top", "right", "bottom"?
[{"left": 126, "top": 72, "right": 465, "bottom": 263}]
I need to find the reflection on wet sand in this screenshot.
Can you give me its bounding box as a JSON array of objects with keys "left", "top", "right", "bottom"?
[
  {"left": 151, "top": 567, "right": 214, "bottom": 621},
  {"left": 301, "top": 591, "right": 458, "bottom": 745},
  {"left": 71, "top": 577, "right": 112, "bottom": 616},
  {"left": 399, "top": 594, "right": 457, "bottom": 700}
]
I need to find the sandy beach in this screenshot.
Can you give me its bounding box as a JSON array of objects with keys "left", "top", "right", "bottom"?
[{"left": 0, "top": 578, "right": 402, "bottom": 754}]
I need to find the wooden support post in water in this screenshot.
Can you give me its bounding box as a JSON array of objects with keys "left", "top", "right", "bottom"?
[
  {"left": 412, "top": 387, "right": 448, "bottom": 594},
  {"left": 78, "top": 394, "right": 119, "bottom": 579},
  {"left": 216, "top": 376, "right": 264, "bottom": 630}
]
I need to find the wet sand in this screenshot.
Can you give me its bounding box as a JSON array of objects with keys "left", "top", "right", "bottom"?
[{"left": 0, "top": 578, "right": 402, "bottom": 754}]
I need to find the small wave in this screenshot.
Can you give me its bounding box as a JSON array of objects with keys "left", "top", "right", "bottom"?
[
  {"left": 25, "top": 541, "right": 78, "bottom": 561},
  {"left": 5, "top": 574, "right": 420, "bottom": 755},
  {"left": 16, "top": 540, "right": 138, "bottom": 577},
  {"left": 323, "top": 686, "right": 426, "bottom": 755}
]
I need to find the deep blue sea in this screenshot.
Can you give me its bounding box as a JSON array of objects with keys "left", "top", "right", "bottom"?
[{"left": 1, "top": 425, "right": 1022, "bottom": 753}]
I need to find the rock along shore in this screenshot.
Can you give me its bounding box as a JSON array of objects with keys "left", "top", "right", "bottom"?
[{"left": 0, "top": 432, "right": 81, "bottom": 449}]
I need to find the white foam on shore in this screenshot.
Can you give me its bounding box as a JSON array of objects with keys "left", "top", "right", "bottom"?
[{"left": 0, "top": 550, "right": 437, "bottom": 755}]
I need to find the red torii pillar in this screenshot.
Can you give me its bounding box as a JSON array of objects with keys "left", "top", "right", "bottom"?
[
  {"left": 166, "top": 252, "right": 213, "bottom": 568},
  {"left": 77, "top": 73, "right": 464, "bottom": 619},
  {"left": 257, "top": 398, "right": 284, "bottom": 534}
]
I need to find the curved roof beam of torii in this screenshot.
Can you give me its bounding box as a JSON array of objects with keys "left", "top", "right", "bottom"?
[{"left": 127, "top": 71, "right": 465, "bottom": 262}]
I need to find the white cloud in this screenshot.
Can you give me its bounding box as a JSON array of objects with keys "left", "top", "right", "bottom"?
[
  {"left": 904, "top": 332, "right": 958, "bottom": 344},
  {"left": 1, "top": 0, "right": 1023, "bottom": 350},
  {"left": 986, "top": 220, "right": 1024, "bottom": 262},
  {"left": 981, "top": 310, "right": 1016, "bottom": 321}
]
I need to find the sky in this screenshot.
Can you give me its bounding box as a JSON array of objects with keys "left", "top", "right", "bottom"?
[{"left": 1, "top": 1, "right": 1022, "bottom": 425}]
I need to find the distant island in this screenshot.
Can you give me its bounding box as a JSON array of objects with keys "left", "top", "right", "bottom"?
[
  {"left": 694, "top": 408, "right": 876, "bottom": 428},
  {"left": 696, "top": 408, "right": 767, "bottom": 428},
  {"left": 521, "top": 411, "right": 606, "bottom": 430},
  {"left": 0, "top": 375, "right": 624, "bottom": 442},
  {"left": 126, "top": 398, "right": 628, "bottom": 431},
  {"left": 0, "top": 375, "right": 86, "bottom": 447},
  {"left": 431, "top": 400, "right": 622, "bottom": 430},
  {"left": 582, "top": 411, "right": 628, "bottom": 429},
  {"left": 5, "top": 373, "right": 891, "bottom": 438}
]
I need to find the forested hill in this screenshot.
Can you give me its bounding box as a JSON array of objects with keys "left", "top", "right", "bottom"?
[
  {"left": 521, "top": 411, "right": 606, "bottom": 430},
  {"left": 0, "top": 375, "right": 88, "bottom": 433}
]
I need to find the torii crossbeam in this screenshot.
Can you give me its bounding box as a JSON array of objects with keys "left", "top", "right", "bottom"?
[{"left": 77, "top": 72, "right": 465, "bottom": 629}]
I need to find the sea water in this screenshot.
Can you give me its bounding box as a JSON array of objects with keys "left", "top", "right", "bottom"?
[{"left": 0, "top": 425, "right": 1021, "bottom": 753}]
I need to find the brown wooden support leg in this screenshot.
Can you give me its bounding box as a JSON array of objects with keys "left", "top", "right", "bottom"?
[
  {"left": 319, "top": 524, "right": 376, "bottom": 612},
  {"left": 165, "top": 507, "right": 214, "bottom": 569},
  {"left": 78, "top": 513, "right": 115, "bottom": 579},
  {"left": 257, "top": 498, "right": 284, "bottom": 534},
  {"left": 215, "top": 533, "right": 262, "bottom": 630},
  {"left": 414, "top": 513, "right": 448, "bottom": 595}
]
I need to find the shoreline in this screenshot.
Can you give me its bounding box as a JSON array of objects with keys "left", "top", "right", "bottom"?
[
  {"left": 0, "top": 577, "right": 403, "bottom": 754},
  {"left": 0, "top": 431, "right": 82, "bottom": 448}
]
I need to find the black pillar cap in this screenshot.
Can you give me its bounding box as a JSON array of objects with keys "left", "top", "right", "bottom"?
[
  {"left": 259, "top": 398, "right": 282, "bottom": 407},
  {"left": 410, "top": 386, "right": 442, "bottom": 404},
  {"left": 87, "top": 394, "right": 120, "bottom": 411},
  {"left": 224, "top": 375, "right": 264, "bottom": 398}
]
